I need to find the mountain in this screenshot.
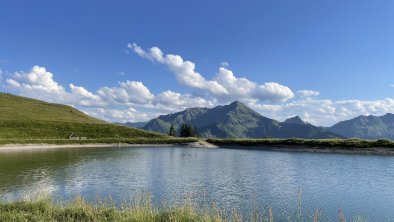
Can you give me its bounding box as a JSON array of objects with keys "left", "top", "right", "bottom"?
[
  {"left": 284, "top": 116, "right": 307, "bottom": 125},
  {"left": 329, "top": 113, "right": 394, "bottom": 140},
  {"left": 124, "top": 122, "right": 147, "bottom": 128},
  {"left": 0, "top": 93, "right": 165, "bottom": 139},
  {"left": 143, "top": 101, "right": 341, "bottom": 139}
]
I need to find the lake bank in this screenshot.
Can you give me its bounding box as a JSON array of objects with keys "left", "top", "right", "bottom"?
[
  {"left": 2, "top": 138, "right": 394, "bottom": 155},
  {"left": 217, "top": 144, "right": 394, "bottom": 155},
  {"left": 0, "top": 140, "right": 216, "bottom": 152},
  {"left": 207, "top": 138, "right": 394, "bottom": 155}
]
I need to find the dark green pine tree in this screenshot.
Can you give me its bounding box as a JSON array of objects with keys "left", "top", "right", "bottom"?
[
  {"left": 179, "top": 123, "right": 188, "bottom": 137},
  {"left": 188, "top": 124, "right": 195, "bottom": 137},
  {"left": 168, "top": 124, "right": 176, "bottom": 137},
  {"left": 179, "top": 123, "right": 197, "bottom": 137},
  {"left": 193, "top": 126, "right": 199, "bottom": 137}
]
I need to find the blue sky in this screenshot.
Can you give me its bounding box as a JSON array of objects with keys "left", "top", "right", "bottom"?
[{"left": 1, "top": 0, "right": 394, "bottom": 126}]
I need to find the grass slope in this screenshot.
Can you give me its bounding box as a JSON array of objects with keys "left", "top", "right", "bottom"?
[
  {"left": 0, "top": 197, "right": 367, "bottom": 222},
  {"left": 0, "top": 93, "right": 168, "bottom": 141}
]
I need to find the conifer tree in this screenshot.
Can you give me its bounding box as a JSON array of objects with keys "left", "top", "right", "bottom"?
[{"left": 168, "top": 124, "right": 176, "bottom": 137}]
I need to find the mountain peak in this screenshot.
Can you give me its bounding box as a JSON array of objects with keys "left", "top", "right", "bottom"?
[
  {"left": 329, "top": 113, "right": 394, "bottom": 140},
  {"left": 142, "top": 101, "right": 339, "bottom": 139},
  {"left": 226, "top": 100, "right": 260, "bottom": 116},
  {"left": 284, "top": 116, "right": 306, "bottom": 125},
  {"left": 229, "top": 100, "right": 246, "bottom": 107}
]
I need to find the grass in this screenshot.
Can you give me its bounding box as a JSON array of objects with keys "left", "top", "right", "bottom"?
[
  {"left": 206, "top": 138, "right": 394, "bottom": 149},
  {"left": 0, "top": 196, "right": 368, "bottom": 222},
  {"left": 0, "top": 93, "right": 178, "bottom": 143},
  {"left": 0, "top": 137, "right": 199, "bottom": 145}
]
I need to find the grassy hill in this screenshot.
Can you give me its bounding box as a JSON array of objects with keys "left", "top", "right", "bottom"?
[{"left": 0, "top": 93, "right": 171, "bottom": 141}]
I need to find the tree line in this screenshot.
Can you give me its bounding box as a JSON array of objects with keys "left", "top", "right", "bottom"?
[{"left": 168, "top": 124, "right": 199, "bottom": 137}]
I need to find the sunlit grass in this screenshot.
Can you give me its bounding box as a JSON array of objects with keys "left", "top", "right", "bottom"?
[
  {"left": 0, "top": 137, "right": 199, "bottom": 145},
  {"left": 0, "top": 194, "right": 368, "bottom": 222}
]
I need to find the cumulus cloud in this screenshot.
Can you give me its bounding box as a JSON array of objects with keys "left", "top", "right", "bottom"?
[
  {"left": 6, "top": 66, "right": 71, "bottom": 103},
  {"left": 297, "top": 90, "right": 320, "bottom": 98},
  {"left": 128, "top": 43, "right": 228, "bottom": 95},
  {"left": 249, "top": 98, "right": 394, "bottom": 126},
  {"left": 255, "top": 82, "right": 295, "bottom": 102},
  {"left": 4, "top": 65, "right": 214, "bottom": 122},
  {"left": 97, "top": 81, "right": 154, "bottom": 105},
  {"left": 4, "top": 63, "right": 394, "bottom": 127},
  {"left": 5, "top": 66, "right": 109, "bottom": 107},
  {"left": 84, "top": 107, "right": 155, "bottom": 123},
  {"left": 8, "top": 66, "right": 65, "bottom": 94},
  {"left": 128, "top": 43, "right": 295, "bottom": 103},
  {"left": 4, "top": 66, "right": 157, "bottom": 109},
  {"left": 153, "top": 90, "right": 215, "bottom": 112},
  {"left": 69, "top": 84, "right": 103, "bottom": 106},
  {"left": 214, "top": 68, "right": 294, "bottom": 102},
  {"left": 214, "top": 67, "right": 256, "bottom": 97}
]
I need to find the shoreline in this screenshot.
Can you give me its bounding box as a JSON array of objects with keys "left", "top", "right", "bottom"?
[
  {"left": 0, "top": 140, "right": 218, "bottom": 152},
  {"left": 0, "top": 143, "right": 178, "bottom": 152},
  {"left": 217, "top": 144, "right": 394, "bottom": 155},
  {"left": 1, "top": 141, "right": 394, "bottom": 155}
]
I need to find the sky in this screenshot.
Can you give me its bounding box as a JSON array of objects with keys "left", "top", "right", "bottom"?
[{"left": 1, "top": 0, "right": 394, "bottom": 126}]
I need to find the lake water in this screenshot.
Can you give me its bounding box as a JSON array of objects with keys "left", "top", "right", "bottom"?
[{"left": 1, "top": 146, "right": 394, "bottom": 221}]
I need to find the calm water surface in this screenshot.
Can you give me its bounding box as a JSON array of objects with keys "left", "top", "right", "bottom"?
[{"left": 1, "top": 146, "right": 394, "bottom": 221}]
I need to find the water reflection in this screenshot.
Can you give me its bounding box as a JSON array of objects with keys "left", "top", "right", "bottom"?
[{"left": 1, "top": 147, "right": 394, "bottom": 221}]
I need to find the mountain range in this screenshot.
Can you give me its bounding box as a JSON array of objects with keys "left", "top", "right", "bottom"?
[
  {"left": 125, "top": 101, "right": 394, "bottom": 140},
  {"left": 137, "top": 101, "right": 341, "bottom": 139},
  {"left": 329, "top": 113, "right": 394, "bottom": 140}
]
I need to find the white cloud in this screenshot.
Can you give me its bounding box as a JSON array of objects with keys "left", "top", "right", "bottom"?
[
  {"left": 6, "top": 66, "right": 70, "bottom": 103},
  {"left": 84, "top": 107, "right": 155, "bottom": 123},
  {"left": 390, "top": 84, "right": 394, "bottom": 88},
  {"left": 97, "top": 81, "right": 154, "bottom": 105},
  {"left": 214, "top": 68, "right": 294, "bottom": 102},
  {"left": 128, "top": 43, "right": 228, "bottom": 95},
  {"left": 129, "top": 43, "right": 295, "bottom": 103},
  {"left": 8, "top": 65, "right": 65, "bottom": 94},
  {"left": 69, "top": 84, "right": 104, "bottom": 106},
  {"left": 153, "top": 90, "right": 215, "bottom": 112},
  {"left": 4, "top": 65, "right": 213, "bottom": 122},
  {"left": 5, "top": 66, "right": 105, "bottom": 107},
  {"left": 214, "top": 67, "right": 256, "bottom": 97},
  {"left": 249, "top": 97, "right": 394, "bottom": 126},
  {"left": 255, "top": 82, "right": 295, "bottom": 102},
  {"left": 297, "top": 90, "right": 320, "bottom": 98},
  {"left": 4, "top": 62, "right": 394, "bottom": 127}
]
